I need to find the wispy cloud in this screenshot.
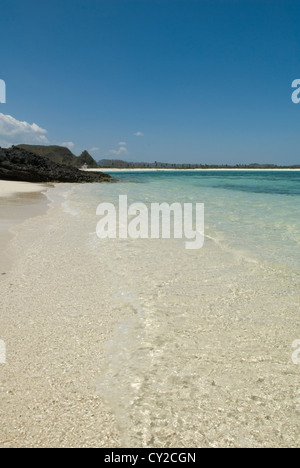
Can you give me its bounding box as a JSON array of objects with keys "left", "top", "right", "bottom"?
[
  {"left": 89, "top": 147, "right": 100, "bottom": 153},
  {"left": 134, "top": 131, "right": 144, "bottom": 137},
  {"left": 109, "top": 146, "right": 128, "bottom": 155},
  {"left": 0, "top": 113, "right": 48, "bottom": 147},
  {"left": 109, "top": 141, "right": 128, "bottom": 156}
]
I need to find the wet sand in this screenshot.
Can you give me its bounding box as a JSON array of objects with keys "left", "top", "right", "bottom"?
[
  {"left": 0, "top": 182, "right": 50, "bottom": 273},
  {"left": 0, "top": 185, "right": 121, "bottom": 447}
]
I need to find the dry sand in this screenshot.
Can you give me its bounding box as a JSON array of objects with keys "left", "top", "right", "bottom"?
[{"left": 0, "top": 181, "right": 47, "bottom": 198}]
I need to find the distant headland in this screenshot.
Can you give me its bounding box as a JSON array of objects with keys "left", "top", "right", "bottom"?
[
  {"left": 0, "top": 145, "right": 111, "bottom": 183},
  {"left": 97, "top": 159, "right": 300, "bottom": 170}
]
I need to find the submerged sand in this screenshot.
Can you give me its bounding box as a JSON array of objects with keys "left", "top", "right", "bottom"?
[
  {"left": 0, "top": 182, "right": 50, "bottom": 274},
  {"left": 0, "top": 183, "right": 299, "bottom": 448},
  {"left": 0, "top": 186, "right": 121, "bottom": 447}
]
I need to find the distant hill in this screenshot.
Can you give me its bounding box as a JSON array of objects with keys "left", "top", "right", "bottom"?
[
  {"left": 77, "top": 150, "right": 99, "bottom": 168},
  {"left": 18, "top": 145, "right": 99, "bottom": 168},
  {"left": 98, "top": 159, "right": 132, "bottom": 168}
]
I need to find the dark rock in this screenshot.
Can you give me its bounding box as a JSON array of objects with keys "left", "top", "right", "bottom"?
[
  {"left": 17, "top": 144, "right": 99, "bottom": 169},
  {"left": 0, "top": 146, "right": 111, "bottom": 183},
  {"left": 77, "top": 150, "right": 99, "bottom": 168},
  {"left": 17, "top": 144, "right": 78, "bottom": 166}
]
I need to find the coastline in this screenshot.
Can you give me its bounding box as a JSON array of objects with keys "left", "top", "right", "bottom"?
[{"left": 83, "top": 168, "right": 300, "bottom": 173}]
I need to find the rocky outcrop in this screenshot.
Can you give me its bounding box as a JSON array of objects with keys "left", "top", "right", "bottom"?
[
  {"left": 17, "top": 145, "right": 99, "bottom": 169},
  {"left": 77, "top": 150, "right": 99, "bottom": 168},
  {"left": 0, "top": 146, "right": 111, "bottom": 183},
  {"left": 17, "top": 145, "right": 78, "bottom": 166}
]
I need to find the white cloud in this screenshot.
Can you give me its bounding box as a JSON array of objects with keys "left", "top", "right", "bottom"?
[
  {"left": 61, "top": 141, "right": 75, "bottom": 149},
  {"left": 89, "top": 147, "right": 100, "bottom": 153},
  {"left": 134, "top": 131, "right": 144, "bottom": 137},
  {"left": 109, "top": 141, "right": 128, "bottom": 156},
  {"left": 0, "top": 113, "right": 49, "bottom": 147},
  {"left": 109, "top": 146, "right": 128, "bottom": 156}
]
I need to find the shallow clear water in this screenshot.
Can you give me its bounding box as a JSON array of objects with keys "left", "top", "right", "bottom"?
[
  {"left": 60, "top": 171, "right": 300, "bottom": 447},
  {"left": 69, "top": 170, "right": 300, "bottom": 270}
]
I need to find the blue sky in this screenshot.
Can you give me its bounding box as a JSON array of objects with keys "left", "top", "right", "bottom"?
[{"left": 0, "top": 0, "right": 300, "bottom": 165}]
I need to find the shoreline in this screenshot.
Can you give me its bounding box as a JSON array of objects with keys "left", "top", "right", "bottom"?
[
  {"left": 83, "top": 168, "right": 300, "bottom": 173},
  {"left": 0, "top": 181, "right": 50, "bottom": 198}
]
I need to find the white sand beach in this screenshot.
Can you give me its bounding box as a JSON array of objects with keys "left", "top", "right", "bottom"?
[
  {"left": 0, "top": 184, "right": 121, "bottom": 447},
  {"left": 0, "top": 180, "right": 299, "bottom": 448},
  {"left": 0, "top": 181, "right": 47, "bottom": 198}
]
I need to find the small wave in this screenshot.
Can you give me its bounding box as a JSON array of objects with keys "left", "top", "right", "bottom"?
[{"left": 61, "top": 201, "right": 79, "bottom": 216}]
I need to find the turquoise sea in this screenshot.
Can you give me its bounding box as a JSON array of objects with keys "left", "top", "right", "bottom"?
[{"left": 89, "top": 170, "right": 300, "bottom": 270}]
